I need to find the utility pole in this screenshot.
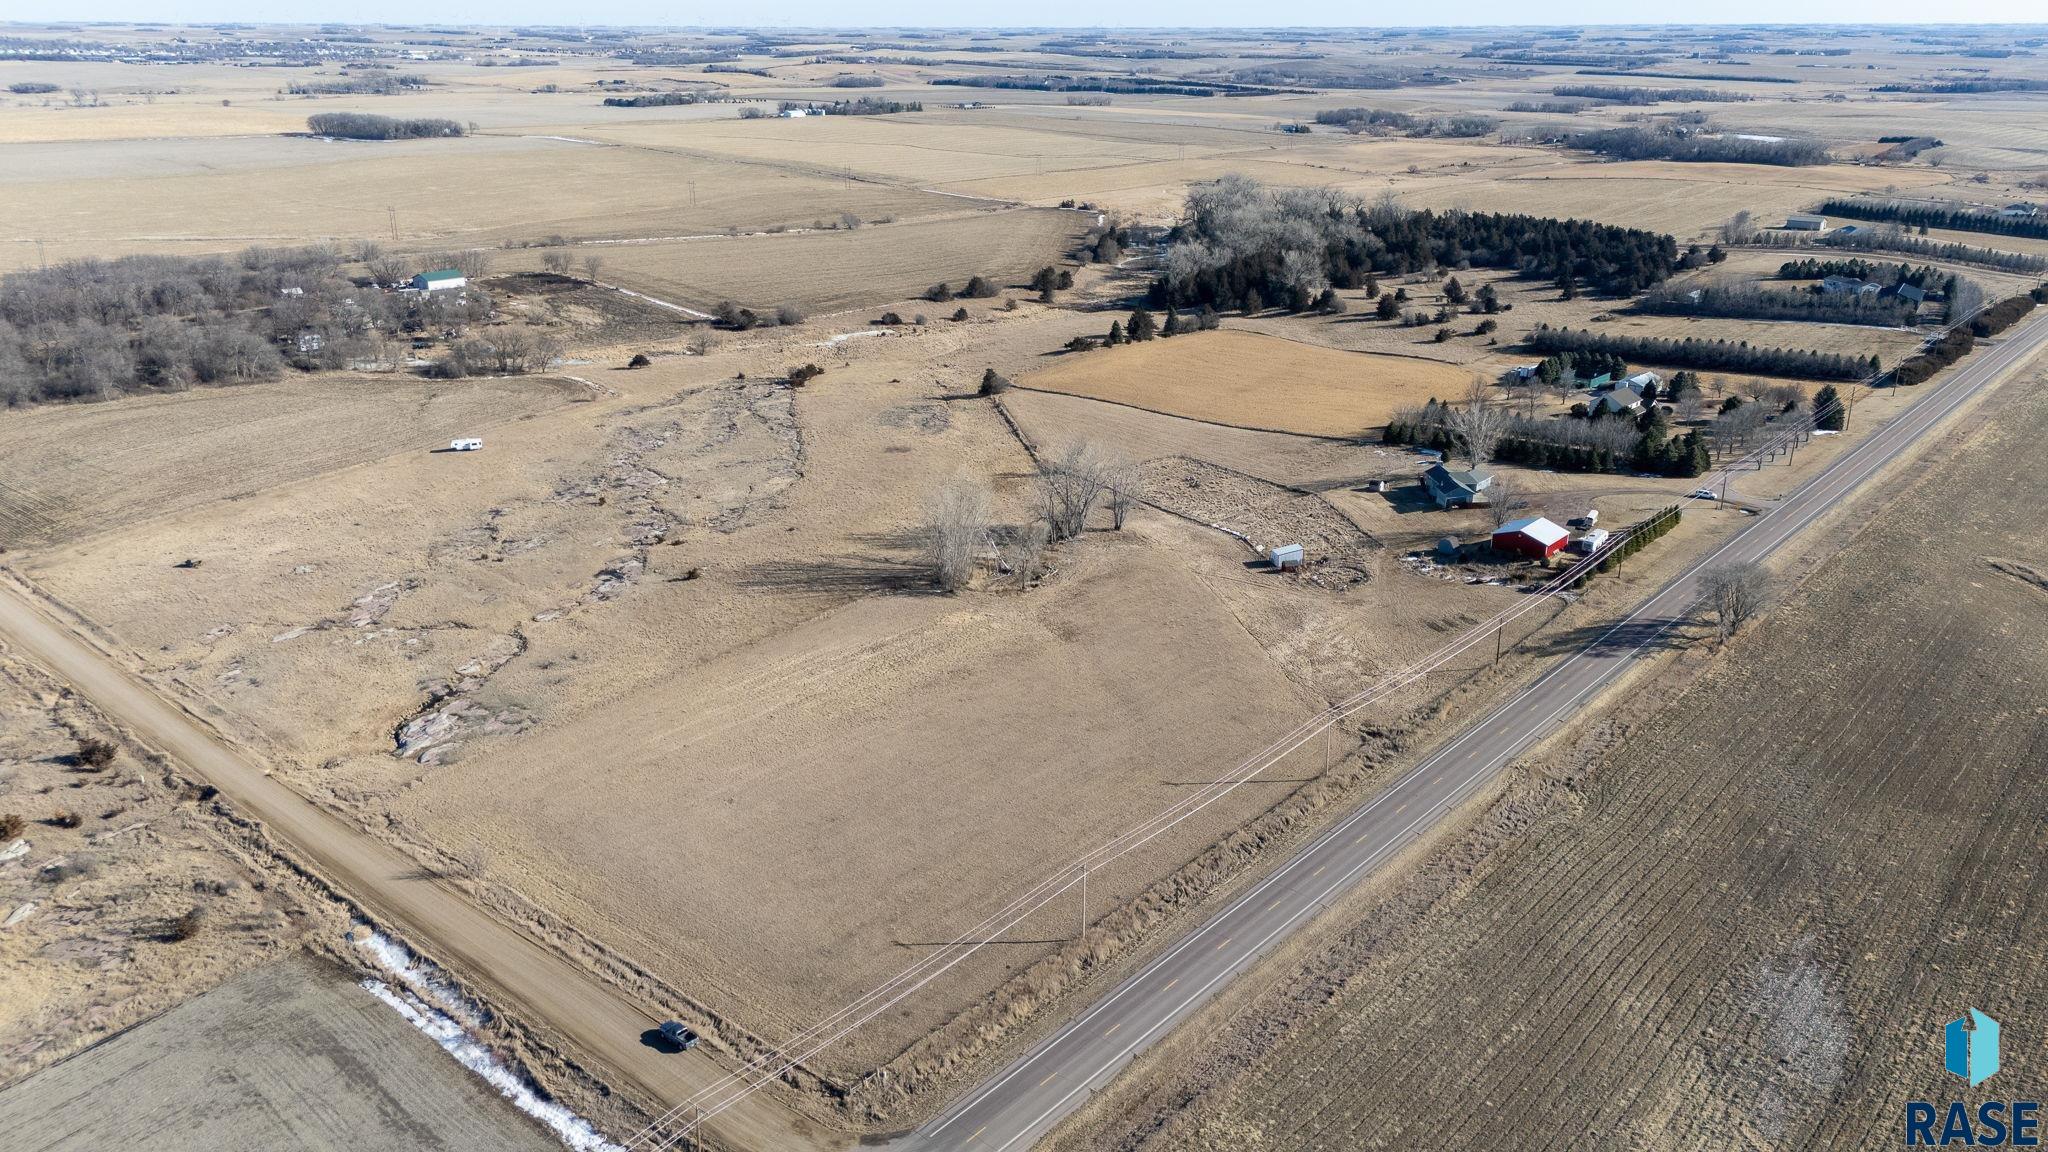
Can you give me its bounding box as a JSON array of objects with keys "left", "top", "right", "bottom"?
[
  {"left": 1495, "top": 624, "right": 1504, "bottom": 664},
  {"left": 1078, "top": 865, "right": 1088, "bottom": 939},
  {"left": 387, "top": 204, "right": 398, "bottom": 242}
]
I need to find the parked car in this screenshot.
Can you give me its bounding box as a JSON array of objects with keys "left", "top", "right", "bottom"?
[{"left": 659, "top": 1020, "right": 699, "bottom": 1050}]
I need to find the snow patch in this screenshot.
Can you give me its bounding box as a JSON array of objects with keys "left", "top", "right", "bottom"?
[{"left": 356, "top": 932, "right": 624, "bottom": 1152}]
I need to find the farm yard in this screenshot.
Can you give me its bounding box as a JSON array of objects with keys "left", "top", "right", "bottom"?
[
  {"left": 1049, "top": 372, "right": 2048, "bottom": 1152},
  {"left": 6, "top": 17, "right": 2048, "bottom": 1152}
]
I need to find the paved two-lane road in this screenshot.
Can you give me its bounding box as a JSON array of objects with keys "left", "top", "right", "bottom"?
[{"left": 900, "top": 317, "right": 2048, "bottom": 1152}]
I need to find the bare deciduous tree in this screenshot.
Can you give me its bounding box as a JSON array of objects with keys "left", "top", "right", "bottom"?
[
  {"left": 581, "top": 253, "right": 606, "bottom": 282},
  {"left": 1037, "top": 440, "right": 1111, "bottom": 541},
  {"left": 542, "top": 249, "right": 572, "bottom": 275},
  {"left": 1447, "top": 378, "right": 1510, "bottom": 469},
  {"left": 367, "top": 255, "right": 408, "bottom": 287},
  {"left": 1720, "top": 209, "right": 1756, "bottom": 246},
  {"left": 455, "top": 842, "right": 490, "bottom": 881},
  {"left": 1104, "top": 459, "right": 1142, "bottom": 530},
  {"left": 1701, "top": 560, "right": 1769, "bottom": 642},
  {"left": 1485, "top": 475, "right": 1527, "bottom": 530},
  {"left": 922, "top": 474, "right": 993, "bottom": 592},
  {"left": 1006, "top": 520, "right": 1050, "bottom": 589}
]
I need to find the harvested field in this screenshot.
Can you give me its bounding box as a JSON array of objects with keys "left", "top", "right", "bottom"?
[
  {"left": 509, "top": 207, "right": 1090, "bottom": 314},
  {"left": 0, "top": 375, "right": 576, "bottom": 549},
  {"left": 581, "top": 113, "right": 1251, "bottom": 188},
  {"left": 1066, "top": 365, "right": 2048, "bottom": 1152},
  {"left": 0, "top": 136, "right": 961, "bottom": 268},
  {"left": 0, "top": 958, "right": 561, "bottom": 1152},
  {"left": 1020, "top": 331, "right": 1479, "bottom": 439}
]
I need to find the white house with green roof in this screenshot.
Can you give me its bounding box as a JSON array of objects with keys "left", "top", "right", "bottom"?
[{"left": 410, "top": 268, "right": 466, "bottom": 292}]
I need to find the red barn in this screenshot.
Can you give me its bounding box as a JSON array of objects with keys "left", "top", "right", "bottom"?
[{"left": 1492, "top": 516, "right": 1570, "bottom": 561}]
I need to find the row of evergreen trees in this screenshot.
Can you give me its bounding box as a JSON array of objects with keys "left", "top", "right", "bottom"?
[
  {"left": 1385, "top": 399, "right": 1711, "bottom": 478},
  {"left": 1817, "top": 197, "right": 2048, "bottom": 242},
  {"left": 1571, "top": 505, "right": 1682, "bottom": 589},
  {"left": 1774, "top": 258, "right": 1943, "bottom": 288},
  {"left": 1526, "top": 324, "right": 1874, "bottom": 381},
  {"left": 1636, "top": 282, "right": 1919, "bottom": 327},
  {"left": 1078, "top": 305, "right": 1223, "bottom": 350}
]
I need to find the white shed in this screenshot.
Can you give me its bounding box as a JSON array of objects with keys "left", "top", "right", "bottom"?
[
  {"left": 1785, "top": 214, "right": 1828, "bottom": 231},
  {"left": 1269, "top": 544, "right": 1305, "bottom": 571}
]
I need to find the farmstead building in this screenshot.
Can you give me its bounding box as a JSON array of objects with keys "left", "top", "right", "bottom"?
[
  {"left": 411, "top": 269, "right": 466, "bottom": 292},
  {"left": 1422, "top": 463, "right": 1494, "bottom": 509},
  {"left": 1493, "top": 516, "right": 1570, "bottom": 560}
]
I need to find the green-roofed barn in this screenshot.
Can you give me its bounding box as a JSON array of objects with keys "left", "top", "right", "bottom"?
[{"left": 410, "top": 269, "right": 466, "bottom": 292}]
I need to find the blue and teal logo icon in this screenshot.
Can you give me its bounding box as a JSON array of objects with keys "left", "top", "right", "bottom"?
[{"left": 1948, "top": 1010, "right": 2002, "bottom": 1087}]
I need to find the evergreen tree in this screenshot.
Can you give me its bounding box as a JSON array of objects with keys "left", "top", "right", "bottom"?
[
  {"left": 1162, "top": 307, "right": 1182, "bottom": 336},
  {"left": 1107, "top": 320, "right": 1126, "bottom": 345},
  {"left": 1376, "top": 294, "right": 1401, "bottom": 320},
  {"left": 1242, "top": 288, "right": 1264, "bottom": 315},
  {"left": 1443, "top": 275, "right": 1468, "bottom": 304},
  {"left": 1128, "top": 308, "right": 1157, "bottom": 341},
  {"left": 1814, "top": 384, "right": 1846, "bottom": 431}
]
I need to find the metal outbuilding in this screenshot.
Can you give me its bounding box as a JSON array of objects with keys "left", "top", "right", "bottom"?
[{"left": 1493, "top": 516, "right": 1570, "bottom": 560}]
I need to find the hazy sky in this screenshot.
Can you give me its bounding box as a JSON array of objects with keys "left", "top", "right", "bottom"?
[{"left": 14, "top": 3, "right": 2046, "bottom": 27}]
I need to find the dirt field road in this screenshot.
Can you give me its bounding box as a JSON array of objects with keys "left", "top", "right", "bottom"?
[
  {"left": 897, "top": 315, "right": 2048, "bottom": 1152},
  {"left": 0, "top": 574, "right": 821, "bottom": 1152}
]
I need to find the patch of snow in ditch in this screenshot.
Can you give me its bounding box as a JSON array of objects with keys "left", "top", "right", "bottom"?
[{"left": 357, "top": 931, "right": 625, "bottom": 1152}]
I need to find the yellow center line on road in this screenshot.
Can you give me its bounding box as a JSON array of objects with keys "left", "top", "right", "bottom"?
[
  {"left": 1105, "top": 1023, "right": 1121, "bottom": 1037},
  {"left": 1267, "top": 898, "right": 1283, "bottom": 911},
  {"left": 1039, "top": 1072, "right": 1058, "bottom": 1087},
  {"left": 967, "top": 1125, "right": 986, "bottom": 1143},
  {"left": 1395, "top": 802, "right": 1408, "bottom": 813},
  {"left": 1215, "top": 937, "right": 1232, "bottom": 950},
  {"left": 1163, "top": 978, "right": 1178, "bottom": 991}
]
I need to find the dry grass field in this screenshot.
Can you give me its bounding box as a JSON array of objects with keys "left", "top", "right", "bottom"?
[
  {"left": 0, "top": 136, "right": 963, "bottom": 269},
  {"left": 504, "top": 207, "right": 1090, "bottom": 314},
  {"left": 1021, "top": 331, "right": 1480, "bottom": 438},
  {"left": 1059, "top": 368, "right": 2048, "bottom": 1152},
  {"left": 0, "top": 375, "right": 578, "bottom": 548}
]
